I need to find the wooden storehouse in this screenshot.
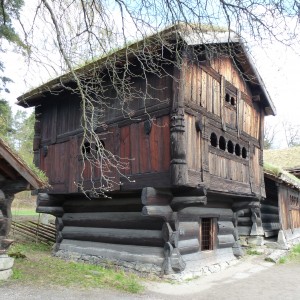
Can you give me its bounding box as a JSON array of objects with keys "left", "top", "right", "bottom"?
[
  {"left": 263, "top": 162, "right": 300, "bottom": 246},
  {"left": 17, "top": 25, "right": 275, "bottom": 275},
  {"left": 0, "top": 138, "right": 44, "bottom": 253}
]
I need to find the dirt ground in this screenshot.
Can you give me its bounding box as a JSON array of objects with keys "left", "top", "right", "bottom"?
[{"left": 1, "top": 255, "right": 300, "bottom": 300}]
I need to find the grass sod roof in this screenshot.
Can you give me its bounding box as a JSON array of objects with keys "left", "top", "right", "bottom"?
[
  {"left": 264, "top": 162, "right": 300, "bottom": 190},
  {"left": 0, "top": 137, "right": 48, "bottom": 189},
  {"left": 17, "top": 23, "right": 275, "bottom": 115},
  {"left": 264, "top": 147, "right": 300, "bottom": 170}
]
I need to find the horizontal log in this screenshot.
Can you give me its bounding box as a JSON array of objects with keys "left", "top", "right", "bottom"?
[
  {"left": 171, "top": 196, "right": 207, "bottom": 209},
  {"left": 178, "top": 207, "right": 233, "bottom": 221},
  {"left": 59, "top": 239, "right": 164, "bottom": 265},
  {"left": 175, "top": 238, "right": 200, "bottom": 255},
  {"left": 174, "top": 186, "right": 207, "bottom": 197},
  {"left": 264, "top": 230, "right": 279, "bottom": 238},
  {"left": 217, "top": 234, "right": 235, "bottom": 249},
  {"left": 261, "top": 213, "right": 280, "bottom": 222},
  {"left": 237, "top": 226, "right": 251, "bottom": 236},
  {"left": 141, "top": 187, "right": 172, "bottom": 206},
  {"left": 36, "top": 206, "right": 64, "bottom": 217},
  {"left": 232, "top": 201, "right": 260, "bottom": 212},
  {"left": 142, "top": 205, "right": 173, "bottom": 222},
  {"left": 237, "top": 217, "right": 252, "bottom": 226},
  {"left": 62, "top": 212, "right": 163, "bottom": 230},
  {"left": 262, "top": 223, "right": 281, "bottom": 231},
  {"left": 62, "top": 226, "right": 164, "bottom": 247},
  {"left": 63, "top": 198, "right": 142, "bottom": 213},
  {"left": 218, "top": 221, "right": 234, "bottom": 235},
  {"left": 175, "top": 221, "right": 199, "bottom": 241},
  {"left": 37, "top": 193, "right": 65, "bottom": 207},
  {"left": 236, "top": 208, "right": 251, "bottom": 217},
  {"left": 260, "top": 204, "right": 279, "bottom": 214}
]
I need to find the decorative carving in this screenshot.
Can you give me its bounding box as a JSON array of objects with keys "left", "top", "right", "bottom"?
[
  {"left": 250, "top": 203, "right": 264, "bottom": 236},
  {"left": 170, "top": 107, "right": 188, "bottom": 186}
]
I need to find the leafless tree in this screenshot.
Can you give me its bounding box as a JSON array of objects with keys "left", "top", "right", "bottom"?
[
  {"left": 264, "top": 121, "right": 279, "bottom": 149},
  {"left": 15, "top": 0, "right": 300, "bottom": 196},
  {"left": 282, "top": 120, "right": 300, "bottom": 148}
]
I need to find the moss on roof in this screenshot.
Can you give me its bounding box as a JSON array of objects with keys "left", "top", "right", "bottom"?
[
  {"left": 264, "top": 162, "right": 300, "bottom": 189},
  {"left": 264, "top": 146, "right": 300, "bottom": 170}
]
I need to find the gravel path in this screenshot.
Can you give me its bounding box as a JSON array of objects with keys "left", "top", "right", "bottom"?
[{"left": 1, "top": 256, "right": 300, "bottom": 300}]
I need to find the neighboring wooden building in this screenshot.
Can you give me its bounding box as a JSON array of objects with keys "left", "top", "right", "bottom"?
[
  {"left": 17, "top": 25, "right": 275, "bottom": 275},
  {"left": 263, "top": 166, "right": 300, "bottom": 245},
  {"left": 0, "top": 138, "right": 44, "bottom": 253}
]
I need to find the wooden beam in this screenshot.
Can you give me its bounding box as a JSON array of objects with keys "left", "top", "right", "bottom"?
[
  {"left": 62, "top": 212, "right": 163, "bottom": 230},
  {"left": 141, "top": 187, "right": 173, "bottom": 206},
  {"left": 142, "top": 205, "right": 174, "bottom": 222},
  {"left": 0, "top": 140, "right": 43, "bottom": 189},
  {"left": 0, "top": 159, "right": 18, "bottom": 180},
  {"left": 2, "top": 180, "right": 31, "bottom": 193},
  {"left": 62, "top": 226, "right": 164, "bottom": 247},
  {"left": 36, "top": 206, "right": 64, "bottom": 217},
  {"left": 171, "top": 196, "right": 207, "bottom": 209}
]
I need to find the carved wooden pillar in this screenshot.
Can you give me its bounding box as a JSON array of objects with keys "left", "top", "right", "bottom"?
[
  {"left": 250, "top": 202, "right": 264, "bottom": 236},
  {"left": 170, "top": 107, "right": 188, "bottom": 186}
]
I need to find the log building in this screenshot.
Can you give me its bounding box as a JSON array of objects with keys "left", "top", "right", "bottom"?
[{"left": 17, "top": 25, "right": 276, "bottom": 275}]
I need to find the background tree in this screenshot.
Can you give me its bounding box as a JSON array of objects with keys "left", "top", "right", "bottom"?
[
  {"left": 0, "top": 0, "right": 25, "bottom": 93},
  {"left": 282, "top": 120, "right": 300, "bottom": 148},
  {"left": 0, "top": 99, "right": 13, "bottom": 140}
]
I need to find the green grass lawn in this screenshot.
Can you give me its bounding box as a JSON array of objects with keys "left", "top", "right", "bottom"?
[
  {"left": 8, "top": 241, "right": 143, "bottom": 293},
  {"left": 279, "top": 244, "right": 300, "bottom": 264},
  {"left": 11, "top": 209, "right": 38, "bottom": 216}
]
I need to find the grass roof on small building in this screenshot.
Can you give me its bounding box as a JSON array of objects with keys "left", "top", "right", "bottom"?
[
  {"left": 264, "top": 162, "right": 300, "bottom": 190},
  {"left": 264, "top": 146, "right": 300, "bottom": 170}
]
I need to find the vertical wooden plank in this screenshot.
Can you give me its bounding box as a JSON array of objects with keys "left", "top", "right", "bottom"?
[
  {"left": 69, "top": 136, "right": 78, "bottom": 193},
  {"left": 131, "top": 123, "right": 140, "bottom": 174},
  {"left": 196, "top": 65, "right": 201, "bottom": 106},
  {"left": 120, "top": 126, "right": 131, "bottom": 175},
  {"left": 185, "top": 62, "right": 192, "bottom": 102},
  {"left": 139, "top": 121, "right": 151, "bottom": 173},
  {"left": 220, "top": 76, "right": 226, "bottom": 131},
  {"left": 191, "top": 64, "right": 197, "bottom": 103},
  {"left": 201, "top": 70, "right": 207, "bottom": 108},
  {"left": 51, "top": 104, "right": 57, "bottom": 144},
  {"left": 161, "top": 115, "right": 170, "bottom": 172},
  {"left": 207, "top": 75, "right": 212, "bottom": 113},
  {"left": 149, "top": 120, "right": 159, "bottom": 172}
]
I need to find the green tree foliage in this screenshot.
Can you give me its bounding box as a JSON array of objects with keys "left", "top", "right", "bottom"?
[
  {"left": 13, "top": 111, "right": 35, "bottom": 165},
  {"left": 0, "top": 99, "right": 34, "bottom": 165},
  {"left": 0, "top": 0, "right": 24, "bottom": 92},
  {"left": 0, "top": 98, "right": 13, "bottom": 139}
]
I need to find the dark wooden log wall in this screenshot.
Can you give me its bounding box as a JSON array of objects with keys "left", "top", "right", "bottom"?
[
  {"left": 37, "top": 193, "right": 165, "bottom": 267},
  {"left": 261, "top": 177, "right": 281, "bottom": 237},
  {"left": 142, "top": 187, "right": 239, "bottom": 274}
]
